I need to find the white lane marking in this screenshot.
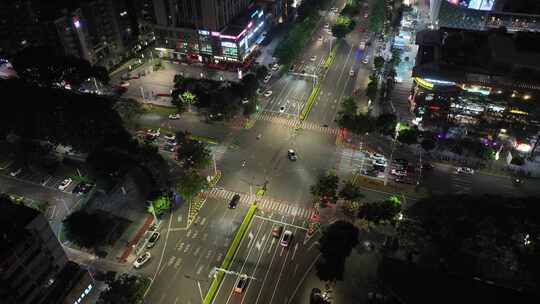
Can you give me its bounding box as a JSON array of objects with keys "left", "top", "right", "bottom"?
[
  {"left": 291, "top": 243, "right": 299, "bottom": 260},
  {"left": 144, "top": 212, "right": 174, "bottom": 298},
  {"left": 268, "top": 215, "right": 297, "bottom": 304}
]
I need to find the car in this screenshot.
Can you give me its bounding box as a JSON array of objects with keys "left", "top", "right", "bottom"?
[
  {"left": 324, "top": 23, "right": 330, "bottom": 29},
  {"left": 9, "top": 168, "right": 22, "bottom": 177},
  {"left": 256, "top": 88, "right": 263, "bottom": 95},
  {"left": 395, "top": 177, "right": 416, "bottom": 185},
  {"left": 229, "top": 194, "right": 240, "bottom": 209},
  {"left": 168, "top": 113, "right": 180, "bottom": 119},
  {"left": 318, "top": 36, "right": 323, "bottom": 42},
  {"left": 272, "top": 226, "right": 283, "bottom": 238},
  {"left": 310, "top": 55, "right": 317, "bottom": 62},
  {"left": 146, "top": 232, "right": 161, "bottom": 248},
  {"left": 280, "top": 230, "right": 293, "bottom": 247},
  {"left": 72, "top": 183, "right": 93, "bottom": 195},
  {"left": 394, "top": 158, "right": 409, "bottom": 165},
  {"left": 456, "top": 167, "right": 474, "bottom": 175},
  {"left": 421, "top": 163, "right": 434, "bottom": 170},
  {"left": 391, "top": 169, "right": 407, "bottom": 176},
  {"left": 349, "top": 69, "right": 355, "bottom": 76},
  {"left": 162, "top": 144, "right": 176, "bottom": 152},
  {"left": 371, "top": 153, "right": 386, "bottom": 161},
  {"left": 279, "top": 106, "right": 285, "bottom": 113},
  {"left": 331, "top": 7, "right": 339, "bottom": 13},
  {"left": 164, "top": 133, "right": 176, "bottom": 141},
  {"left": 364, "top": 12, "right": 369, "bottom": 18},
  {"left": 241, "top": 98, "right": 249, "bottom": 104},
  {"left": 147, "top": 128, "right": 160, "bottom": 137},
  {"left": 271, "top": 63, "right": 280, "bottom": 71},
  {"left": 58, "top": 178, "right": 73, "bottom": 191},
  {"left": 287, "top": 149, "right": 297, "bottom": 161},
  {"left": 362, "top": 57, "right": 369, "bottom": 64},
  {"left": 263, "top": 75, "right": 271, "bottom": 83},
  {"left": 120, "top": 81, "right": 130, "bottom": 87},
  {"left": 234, "top": 275, "right": 249, "bottom": 293},
  {"left": 311, "top": 288, "right": 323, "bottom": 303},
  {"left": 133, "top": 252, "right": 151, "bottom": 268},
  {"left": 264, "top": 90, "right": 273, "bottom": 97},
  {"left": 373, "top": 159, "right": 387, "bottom": 167}
]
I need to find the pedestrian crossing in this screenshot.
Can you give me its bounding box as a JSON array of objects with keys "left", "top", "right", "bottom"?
[
  {"left": 205, "top": 188, "right": 316, "bottom": 219},
  {"left": 255, "top": 111, "right": 339, "bottom": 136},
  {"left": 450, "top": 174, "right": 473, "bottom": 194}
]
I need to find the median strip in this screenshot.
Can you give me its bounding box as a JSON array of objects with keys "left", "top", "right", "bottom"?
[{"left": 203, "top": 203, "right": 258, "bottom": 304}]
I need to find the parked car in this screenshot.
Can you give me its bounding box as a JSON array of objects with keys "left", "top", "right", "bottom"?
[
  {"left": 72, "top": 183, "right": 93, "bottom": 195},
  {"left": 310, "top": 55, "right": 317, "bottom": 62},
  {"left": 264, "top": 90, "right": 273, "bottom": 97},
  {"left": 241, "top": 98, "right": 249, "bottom": 104},
  {"left": 263, "top": 75, "right": 271, "bottom": 83},
  {"left": 168, "top": 113, "right": 180, "bottom": 120},
  {"left": 391, "top": 169, "right": 407, "bottom": 177},
  {"left": 456, "top": 167, "right": 474, "bottom": 175},
  {"left": 229, "top": 194, "right": 240, "bottom": 209},
  {"left": 147, "top": 128, "right": 160, "bottom": 137},
  {"left": 362, "top": 57, "right": 369, "bottom": 64},
  {"left": 287, "top": 149, "right": 297, "bottom": 161},
  {"left": 280, "top": 230, "right": 293, "bottom": 247},
  {"left": 279, "top": 106, "right": 285, "bottom": 113},
  {"left": 272, "top": 226, "right": 283, "bottom": 238},
  {"left": 271, "top": 63, "right": 280, "bottom": 71},
  {"left": 164, "top": 133, "right": 176, "bottom": 141},
  {"left": 373, "top": 159, "right": 387, "bottom": 167},
  {"left": 146, "top": 232, "right": 161, "bottom": 248},
  {"left": 234, "top": 275, "right": 249, "bottom": 293},
  {"left": 9, "top": 168, "right": 22, "bottom": 177},
  {"left": 58, "top": 178, "right": 73, "bottom": 191},
  {"left": 133, "top": 252, "right": 151, "bottom": 268},
  {"left": 371, "top": 153, "right": 386, "bottom": 161},
  {"left": 349, "top": 69, "right": 355, "bottom": 76}
]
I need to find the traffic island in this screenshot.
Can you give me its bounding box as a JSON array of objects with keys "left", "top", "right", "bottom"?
[{"left": 203, "top": 203, "right": 258, "bottom": 304}]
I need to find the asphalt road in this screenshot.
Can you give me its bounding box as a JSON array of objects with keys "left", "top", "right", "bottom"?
[{"left": 214, "top": 213, "right": 319, "bottom": 304}]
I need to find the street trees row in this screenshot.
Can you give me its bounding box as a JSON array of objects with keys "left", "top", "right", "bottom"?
[
  {"left": 331, "top": 15, "right": 356, "bottom": 39},
  {"left": 97, "top": 273, "right": 150, "bottom": 304},
  {"left": 310, "top": 173, "right": 364, "bottom": 207}
]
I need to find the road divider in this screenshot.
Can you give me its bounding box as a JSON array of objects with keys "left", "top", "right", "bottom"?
[{"left": 203, "top": 203, "right": 258, "bottom": 304}]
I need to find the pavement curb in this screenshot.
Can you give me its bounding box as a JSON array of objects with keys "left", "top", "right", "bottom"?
[{"left": 203, "top": 203, "right": 258, "bottom": 304}]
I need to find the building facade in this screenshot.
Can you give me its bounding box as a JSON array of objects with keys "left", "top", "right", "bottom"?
[
  {"left": 0, "top": 197, "right": 94, "bottom": 304},
  {"left": 152, "top": 0, "right": 268, "bottom": 64}
]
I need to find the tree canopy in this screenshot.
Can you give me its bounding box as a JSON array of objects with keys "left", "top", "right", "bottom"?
[
  {"left": 316, "top": 221, "right": 359, "bottom": 282},
  {"left": 174, "top": 132, "right": 212, "bottom": 170},
  {"left": 63, "top": 210, "right": 118, "bottom": 249},
  {"left": 331, "top": 16, "right": 355, "bottom": 39},
  {"left": 97, "top": 274, "right": 150, "bottom": 304},
  {"left": 398, "top": 195, "right": 540, "bottom": 293},
  {"left": 176, "top": 170, "right": 208, "bottom": 202},
  {"left": 310, "top": 172, "right": 340, "bottom": 206}
]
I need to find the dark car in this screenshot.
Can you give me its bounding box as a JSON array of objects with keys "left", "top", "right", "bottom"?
[
  {"left": 72, "top": 183, "right": 94, "bottom": 195},
  {"left": 287, "top": 149, "right": 297, "bottom": 161},
  {"left": 146, "top": 232, "right": 161, "bottom": 249},
  {"left": 394, "top": 158, "right": 409, "bottom": 165},
  {"left": 229, "top": 194, "right": 240, "bottom": 209},
  {"left": 272, "top": 226, "right": 283, "bottom": 238},
  {"left": 310, "top": 288, "right": 323, "bottom": 304}
]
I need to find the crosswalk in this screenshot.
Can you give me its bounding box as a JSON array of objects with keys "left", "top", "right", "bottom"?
[
  {"left": 450, "top": 174, "right": 473, "bottom": 194},
  {"left": 255, "top": 111, "right": 339, "bottom": 136},
  {"left": 205, "top": 188, "right": 316, "bottom": 219}
]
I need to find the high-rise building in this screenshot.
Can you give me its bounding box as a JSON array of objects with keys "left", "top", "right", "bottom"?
[
  {"left": 0, "top": 197, "right": 95, "bottom": 304},
  {"left": 429, "top": 0, "right": 540, "bottom": 32},
  {"left": 152, "top": 0, "right": 269, "bottom": 64}
]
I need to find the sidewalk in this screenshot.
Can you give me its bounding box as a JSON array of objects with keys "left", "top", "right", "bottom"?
[{"left": 118, "top": 214, "right": 154, "bottom": 263}]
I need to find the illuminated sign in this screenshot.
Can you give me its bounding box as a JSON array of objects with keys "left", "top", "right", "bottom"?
[
  {"left": 251, "top": 10, "right": 259, "bottom": 18},
  {"left": 221, "top": 41, "right": 236, "bottom": 48},
  {"left": 220, "top": 34, "right": 236, "bottom": 39},
  {"left": 211, "top": 32, "right": 220, "bottom": 37},
  {"left": 247, "top": 21, "right": 253, "bottom": 29},
  {"left": 198, "top": 30, "right": 209, "bottom": 36},
  {"left": 446, "top": 0, "right": 494, "bottom": 11},
  {"left": 414, "top": 77, "right": 434, "bottom": 89},
  {"left": 258, "top": 10, "right": 264, "bottom": 18}
]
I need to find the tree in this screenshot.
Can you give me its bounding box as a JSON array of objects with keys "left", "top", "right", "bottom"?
[
  {"left": 367, "top": 0, "right": 386, "bottom": 33},
  {"left": 98, "top": 274, "right": 150, "bottom": 304},
  {"left": 354, "top": 113, "right": 376, "bottom": 134},
  {"left": 366, "top": 76, "right": 378, "bottom": 101},
  {"left": 375, "top": 113, "right": 397, "bottom": 135},
  {"left": 357, "top": 196, "right": 402, "bottom": 225},
  {"left": 113, "top": 99, "right": 143, "bottom": 126},
  {"left": 373, "top": 56, "right": 385, "bottom": 71},
  {"left": 340, "top": 97, "right": 358, "bottom": 116},
  {"left": 332, "top": 16, "right": 355, "bottom": 39},
  {"left": 311, "top": 173, "right": 339, "bottom": 206},
  {"left": 181, "top": 90, "right": 197, "bottom": 105},
  {"left": 255, "top": 65, "right": 269, "bottom": 81},
  {"left": 63, "top": 210, "right": 117, "bottom": 248},
  {"left": 316, "top": 221, "right": 359, "bottom": 282},
  {"left": 239, "top": 74, "right": 258, "bottom": 98},
  {"left": 275, "top": 16, "right": 318, "bottom": 65},
  {"left": 339, "top": 181, "right": 364, "bottom": 202},
  {"left": 176, "top": 170, "right": 208, "bottom": 202},
  {"left": 174, "top": 132, "right": 211, "bottom": 170},
  {"left": 243, "top": 98, "right": 258, "bottom": 117},
  {"left": 148, "top": 195, "right": 171, "bottom": 216},
  {"left": 397, "top": 128, "right": 419, "bottom": 145}
]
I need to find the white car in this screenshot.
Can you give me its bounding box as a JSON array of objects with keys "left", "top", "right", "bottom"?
[
  {"left": 58, "top": 178, "right": 73, "bottom": 191},
  {"left": 256, "top": 88, "right": 262, "bottom": 95},
  {"left": 164, "top": 133, "right": 176, "bottom": 141},
  {"left": 371, "top": 153, "right": 386, "bottom": 161},
  {"left": 133, "top": 252, "right": 151, "bottom": 268},
  {"left": 456, "top": 167, "right": 474, "bottom": 175},
  {"left": 168, "top": 113, "right": 180, "bottom": 120},
  {"left": 391, "top": 169, "right": 407, "bottom": 177},
  {"left": 373, "top": 159, "right": 387, "bottom": 167},
  {"left": 147, "top": 128, "right": 160, "bottom": 137},
  {"left": 264, "top": 90, "right": 273, "bottom": 97},
  {"left": 324, "top": 23, "right": 330, "bottom": 29},
  {"left": 280, "top": 230, "right": 293, "bottom": 247},
  {"left": 241, "top": 98, "right": 249, "bottom": 104},
  {"left": 279, "top": 106, "right": 285, "bottom": 113},
  {"left": 10, "top": 168, "right": 22, "bottom": 177},
  {"left": 263, "top": 75, "right": 271, "bottom": 83},
  {"left": 349, "top": 69, "right": 355, "bottom": 76},
  {"left": 310, "top": 55, "right": 317, "bottom": 62},
  {"left": 271, "top": 63, "right": 280, "bottom": 71},
  {"left": 120, "top": 81, "right": 130, "bottom": 87},
  {"left": 362, "top": 57, "right": 369, "bottom": 64}
]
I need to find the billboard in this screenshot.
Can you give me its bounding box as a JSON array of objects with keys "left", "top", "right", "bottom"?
[{"left": 446, "top": 0, "right": 495, "bottom": 11}]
